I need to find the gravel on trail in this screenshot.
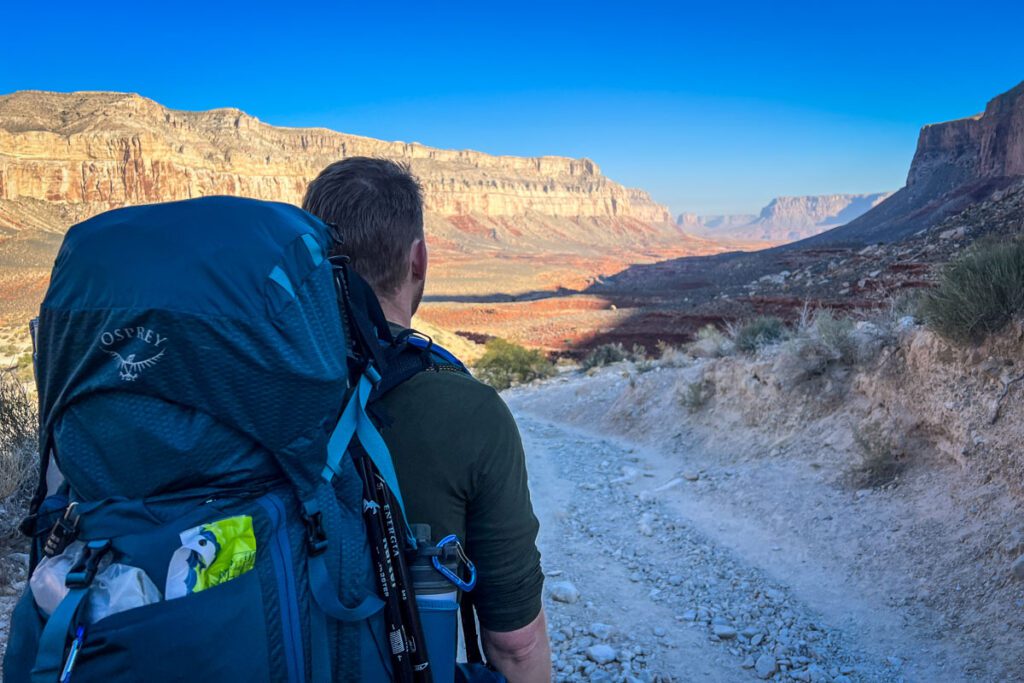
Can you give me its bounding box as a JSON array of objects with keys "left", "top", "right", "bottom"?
[{"left": 519, "top": 414, "right": 907, "bottom": 683}]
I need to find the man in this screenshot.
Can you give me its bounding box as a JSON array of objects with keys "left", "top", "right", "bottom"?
[{"left": 302, "top": 157, "right": 551, "bottom": 683}]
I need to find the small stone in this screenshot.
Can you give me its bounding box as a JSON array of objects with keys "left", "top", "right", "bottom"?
[
  {"left": 750, "top": 633, "right": 765, "bottom": 646},
  {"left": 629, "top": 572, "right": 643, "bottom": 583},
  {"left": 886, "top": 656, "right": 903, "bottom": 669},
  {"left": 683, "top": 471, "right": 700, "bottom": 482},
  {"left": 586, "top": 644, "right": 617, "bottom": 665},
  {"left": 755, "top": 655, "right": 778, "bottom": 679},
  {"left": 806, "top": 664, "right": 829, "bottom": 683},
  {"left": 741, "top": 626, "right": 760, "bottom": 639},
  {"left": 742, "top": 655, "right": 756, "bottom": 669},
  {"left": 589, "top": 622, "right": 614, "bottom": 640},
  {"left": 713, "top": 624, "right": 737, "bottom": 639},
  {"left": 682, "top": 609, "right": 698, "bottom": 621},
  {"left": 833, "top": 676, "right": 852, "bottom": 683},
  {"left": 548, "top": 581, "right": 580, "bottom": 604}
]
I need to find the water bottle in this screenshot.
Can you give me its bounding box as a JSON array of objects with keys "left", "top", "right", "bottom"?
[{"left": 410, "top": 524, "right": 473, "bottom": 682}]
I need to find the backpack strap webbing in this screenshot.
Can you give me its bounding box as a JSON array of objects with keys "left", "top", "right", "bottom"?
[{"left": 369, "top": 330, "right": 470, "bottom": 405}]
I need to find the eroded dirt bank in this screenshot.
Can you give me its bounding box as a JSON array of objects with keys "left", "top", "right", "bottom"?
[{"left": 507, "top": 325, "right": 1024, "bottom": 682}]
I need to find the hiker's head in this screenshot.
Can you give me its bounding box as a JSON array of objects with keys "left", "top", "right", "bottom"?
[{"left": 303, "top": 157, "right": 427, "bottom": 319}]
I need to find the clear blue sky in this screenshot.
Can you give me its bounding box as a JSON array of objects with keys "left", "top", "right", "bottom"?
[{"left": 4, "top": 1, "right": 1023, "bottom": 215}]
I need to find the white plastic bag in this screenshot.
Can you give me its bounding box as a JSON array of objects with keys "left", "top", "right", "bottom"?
[
  {"left": 29, "top": 542, "right": 161, "bottom": 622},
  {"left": 88, "top": 562, "right": 162, "bottom": 622},
  {"left": 29, "top": 541, "right": 84, "bottom": 616}
]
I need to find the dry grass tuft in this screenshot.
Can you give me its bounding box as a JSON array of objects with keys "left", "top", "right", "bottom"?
[{"left": 0, "top": 368, "right": 37, "bottom": 540}]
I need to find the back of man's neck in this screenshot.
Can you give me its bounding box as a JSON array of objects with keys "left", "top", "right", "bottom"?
[{"left": 378, "top": 297, "right": 412, "bottom": 329}]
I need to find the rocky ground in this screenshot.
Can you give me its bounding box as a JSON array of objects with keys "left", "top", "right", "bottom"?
[
  {"left": 521, "top": 415, "right": 906, "bottom": 682},
  {"left": 506, "top": 327, "right": 1024, "bottom": 682}
]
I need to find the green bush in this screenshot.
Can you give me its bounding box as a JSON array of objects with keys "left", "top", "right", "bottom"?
[
  {"left": 473, "top": 338, "right": 555, "bottom": 390},
  {"left": 730, "top": 316, "right": 787, "bottom": 353},
  {"left": 920, "top": 240, "right": 1024, "bottom": 344}
]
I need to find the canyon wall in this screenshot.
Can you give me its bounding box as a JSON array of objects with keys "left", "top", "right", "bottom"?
[
  {"left": 809, "top": 80, "right": 1024, "bottom": 246},
  {"left": 0, "top": 91, "right": 674, "bottom": 242}
]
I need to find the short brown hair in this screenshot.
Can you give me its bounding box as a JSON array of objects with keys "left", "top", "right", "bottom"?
[{"left": 302, "top": 157, "right": 424, "bottom": 297}]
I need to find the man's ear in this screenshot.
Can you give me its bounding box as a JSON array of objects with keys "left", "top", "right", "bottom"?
[{"left": 410, "top": 239, "right": 428, "bottom": 281}]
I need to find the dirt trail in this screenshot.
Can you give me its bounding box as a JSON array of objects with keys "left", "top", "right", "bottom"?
[{"left": 508, "top": 373, "right": 995, "bottom": 682}]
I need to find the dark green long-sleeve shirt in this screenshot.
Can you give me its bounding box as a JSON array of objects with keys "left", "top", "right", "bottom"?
[{"left": 376, "top": 347, "right": 543, "bottom": 632}]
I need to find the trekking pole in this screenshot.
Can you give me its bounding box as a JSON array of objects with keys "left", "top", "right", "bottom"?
[
  {"left": 370, "top": 471, "right": 434, "bottom": 683},
  {"left": 356, "top": 454, "right": 416, "bottom": 683}
]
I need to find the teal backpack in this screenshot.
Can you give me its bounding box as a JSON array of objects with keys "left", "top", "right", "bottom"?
[{"left": 3, "top": 196, "right": 473, "bottom": 683}]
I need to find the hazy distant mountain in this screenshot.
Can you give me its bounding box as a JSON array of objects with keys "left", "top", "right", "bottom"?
[{"left": 678, "top": 192, "right": 892, "bottom": 243}]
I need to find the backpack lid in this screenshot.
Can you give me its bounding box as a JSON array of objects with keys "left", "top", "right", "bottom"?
[{"left": 35, "top": 196, "right": 349, "bottom": 501}]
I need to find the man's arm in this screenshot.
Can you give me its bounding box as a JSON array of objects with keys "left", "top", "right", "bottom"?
[{"left": 481, "top": 609, "right": 552, "bottom": 683}]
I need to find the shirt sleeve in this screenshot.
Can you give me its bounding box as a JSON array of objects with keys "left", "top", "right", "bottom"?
[{"left": 463, "top": 388, "right": 544, "bottom": 632}]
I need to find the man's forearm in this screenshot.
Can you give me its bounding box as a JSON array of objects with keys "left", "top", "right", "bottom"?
[{"left": 481, "top": 609, "right": 552, "bottom": 683}]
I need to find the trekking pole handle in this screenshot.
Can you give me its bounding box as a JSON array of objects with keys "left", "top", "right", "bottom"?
[{"left": 432, "top": 535, "right": 477, "bottom": 591}]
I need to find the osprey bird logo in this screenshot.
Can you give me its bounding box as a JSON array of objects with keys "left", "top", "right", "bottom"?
[{"left": 105, "top": 348, "right": 166, "bottom": 381}]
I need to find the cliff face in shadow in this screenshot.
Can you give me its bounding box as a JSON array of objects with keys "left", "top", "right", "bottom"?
[
  {"left": 591, "top": 80, "right": 1024, "bottom": 318},
  {"left": 806, "top": 80, "right": 1024, "bottom": 246}
]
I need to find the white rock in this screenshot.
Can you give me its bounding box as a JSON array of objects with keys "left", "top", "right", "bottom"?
[
  {"left": 548, "top": 581, "right": 580, "bottom": 604},
  {"left": 755, "top": 654, "right": 778, "bottom": 679},
  {"left": 585, "top": 644, "right": 617, "bottom": 665}
]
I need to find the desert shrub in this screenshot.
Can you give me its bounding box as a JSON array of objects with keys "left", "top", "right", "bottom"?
[
  {"left": 729, "top": 316, "right": 787, "bottom": 353},
  {"left": 689, "top": 325, "right": 733, "bottom": 358},
  {"left": 0, "top": 369, "right": 38, "bottom": 540},
  {"left": 581, "top": 344, "right": 643, "bottom": 370},
  {"left": 679, "top": 380, "right": 712, "bottom": 412},
  {"left": 654, "top": 340, "right": 689, "bottom": 368},
  {"left": 849, "top": 421, "right": 903, "bottom": 489},
  {"left": 774, "top": 310, "right": 871, "bottom": 386},
  {"left": 473, "top": 338, "right": 555, "bottom": 390},
  {"left": 920, "top": 240, "right": 1024, "bottom": 344},
  {"left": 813, "top": 310, "right": 858, "bottom": 364}
]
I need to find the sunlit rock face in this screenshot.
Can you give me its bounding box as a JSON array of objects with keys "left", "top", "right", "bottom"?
[{"left": 0, "top": 90, "right": 673, "bottom": 243}]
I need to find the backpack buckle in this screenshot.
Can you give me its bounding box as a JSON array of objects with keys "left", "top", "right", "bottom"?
[
  {"left": 302, "top": 503, "right": 328, "bottom": 556},
  {"left": 65, "top": 539, "right": 111, "bottom": 588}
]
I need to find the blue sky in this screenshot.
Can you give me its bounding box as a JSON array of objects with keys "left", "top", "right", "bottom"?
[{"left": 3, "top": 1, "right": 1022, "bottom": 215}]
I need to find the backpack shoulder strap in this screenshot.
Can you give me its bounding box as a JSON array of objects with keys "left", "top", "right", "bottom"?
[{"left": 369, "top": 330, "right": 470, "bottom": 404}]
